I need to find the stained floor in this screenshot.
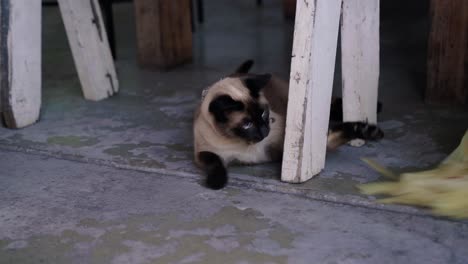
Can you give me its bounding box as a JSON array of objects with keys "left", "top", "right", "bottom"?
[{"left": 0, "top": 0, "right": 467, "bottom": 263}]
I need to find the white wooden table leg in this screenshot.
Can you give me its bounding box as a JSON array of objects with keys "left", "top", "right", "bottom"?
[
  {"left": 58, "top": 0, "right": 118, "bottom": 101},
  {"left": 341, "top": 0, "right": 380, "bottom": 125},
  {"left": 281, "top": 0, "right": 342, "bottom": 183},
  {"left": 0, "top": 0, "right": 42, "bottom": 128}
]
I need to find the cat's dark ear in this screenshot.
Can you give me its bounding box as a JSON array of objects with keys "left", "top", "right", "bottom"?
[
  {"left": 243, "top": 74, "right": 272, "bottom": 98},
  {"left": 234, "top": 59, "right": 254, "bottom": 74},
  {"left": 208, "top": 95, "right": 244, "bottom": 123}
]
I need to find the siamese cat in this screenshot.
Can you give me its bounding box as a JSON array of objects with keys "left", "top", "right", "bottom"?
[{"left": 193, "top": 60, "right": 383, "bottom": 190}]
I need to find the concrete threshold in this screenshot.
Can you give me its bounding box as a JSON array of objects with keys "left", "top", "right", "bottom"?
[{"left": 0, "top": 143, "right": 447, "bottom": 221}]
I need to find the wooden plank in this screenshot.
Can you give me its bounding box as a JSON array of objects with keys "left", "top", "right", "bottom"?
[
  {"left": 426, "top": 0, "right": 467, "bottom": 105},
  {"left": 0, "top": 0, "right": 42, "bottom": 128},
  {"left": 134, "top": 0, "right": 192, "bottom": 69},
  {"left": 341, "top": 0, "right": 380, "bottom": 125},
  {"left": 57, "top": 0, "right": 118, "bottom": 101},
  {"left": 281, "top": 0, "right": 342, "bottom": 183}
]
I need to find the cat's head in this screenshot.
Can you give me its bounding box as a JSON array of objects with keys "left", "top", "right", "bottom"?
[{"left": 204, "top": 61, "right": 273, "bottom": 144}]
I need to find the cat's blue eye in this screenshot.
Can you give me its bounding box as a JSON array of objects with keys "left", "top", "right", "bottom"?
[{"left": 242, "top": 122, "right": 253, "bottom": 130}]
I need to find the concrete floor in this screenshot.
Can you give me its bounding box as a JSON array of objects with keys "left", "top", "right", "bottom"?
[{"left": 1, "top": 0, "right": 467, "bottom": 263}]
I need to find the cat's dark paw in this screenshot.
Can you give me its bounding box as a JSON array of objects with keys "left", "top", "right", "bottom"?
[
  {"left": 353, "top": 123, "right": 384, "bottom": 140},
  {"left": 199, "top": 151, "right": 228, "bottom": 190},
  {"left": 205, "top": 173, "right": 227, "bottom": 190}
]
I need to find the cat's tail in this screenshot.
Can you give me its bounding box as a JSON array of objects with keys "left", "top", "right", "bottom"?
[{"left": 198, "top": 151, "right": 228, "bottom": 190}]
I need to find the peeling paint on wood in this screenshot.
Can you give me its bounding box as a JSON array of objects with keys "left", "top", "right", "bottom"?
[
  {"left": 58, "top": 0, "right": 118, "bottom": 101},
  {"left": 282, "top": 0, "right": 342, "bottom": 183},
  {"left": 0, "top": 0, "right": 41, "bottom": 128},
  {"left": 341, "top": 0, "right": 380, "bottom": 125}
]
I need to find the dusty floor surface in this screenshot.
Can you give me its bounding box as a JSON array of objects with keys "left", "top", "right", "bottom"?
[{"left": 0, "top": 0, "right": 467, "bottom": 263}]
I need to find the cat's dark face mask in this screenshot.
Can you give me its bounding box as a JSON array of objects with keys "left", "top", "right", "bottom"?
[
  {"left": 232, "top": 104, "right": 270, "bottom": 143},
  {"left": 208, "top": 74, "right": 272, "bottom": 144},
  {"left": 208, "top": 94, "right": 271, "bottom": 144}
]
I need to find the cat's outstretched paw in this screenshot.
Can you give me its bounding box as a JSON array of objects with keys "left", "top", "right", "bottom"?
[{"left": 351, "top": 122, "right": 384, "bottom": 141}]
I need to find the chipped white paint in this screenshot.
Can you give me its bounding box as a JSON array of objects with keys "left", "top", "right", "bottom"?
[
  {"left": 58, "top": 0, "right": 118, "bottom": 101},
  {"left": 281, "top": 0, "right": 343, "bottom": 183},
  {"left": 1, "top": 0, "right": 42, "bottom": 128},
  {"left": 341, "top": 0, "right": 380, "bottom": 124}
]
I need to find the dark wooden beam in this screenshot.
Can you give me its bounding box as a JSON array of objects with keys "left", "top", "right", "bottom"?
[
  {"left": 426, "top": 0, "right": 468, "bottom": 105},
  {"left": 134, "top": 0, "right": 192, "bottom": 69},
  {"left": 282, "top": 0, "right": 296, "bottom": 20}
]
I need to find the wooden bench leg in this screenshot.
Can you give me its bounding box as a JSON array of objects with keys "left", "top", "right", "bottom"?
[
  {"left": 281, "top": 0, "right": 342, "bottom": 183},
  {"left": 134, "top": 0, "right": 192, "bottom": 69},
  {"left": 341, "top": 0, "right": 380, "bottom": 126},
  {"left": 0, "top": 0, "right": 42, "bottom": 128},
  {"left": 426, "top": 0, "right": 467, "bottom": 105},
  {"left": 58, "top": 0, "right": 118, "bottom": 101}
]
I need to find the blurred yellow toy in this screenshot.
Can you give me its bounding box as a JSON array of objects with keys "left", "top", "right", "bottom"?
[{"left": 358, "top": 130, "right": 468, "bottom": 219}]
